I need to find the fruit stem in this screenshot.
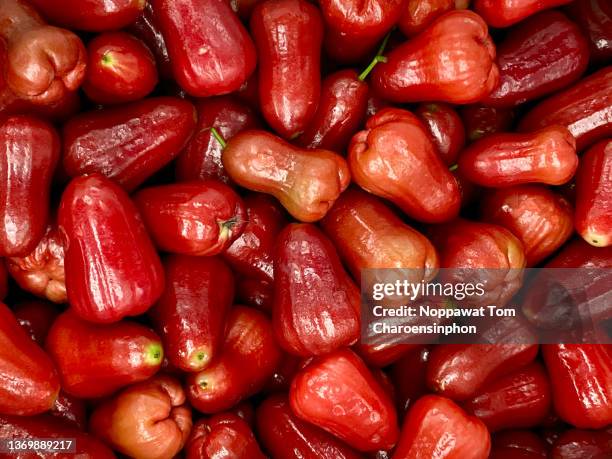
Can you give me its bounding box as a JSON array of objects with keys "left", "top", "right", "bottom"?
[
  {"left": 210, "top": 127, "right": 227, "bottom": 149},
  {"left": 358, "top": 32, "right": 391, "bottom": 81},
  {"left": 449, "top": 164, "right": 458, "bottom": 171}
]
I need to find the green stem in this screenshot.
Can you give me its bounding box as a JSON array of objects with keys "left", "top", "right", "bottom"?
[
  {"left": 210, "top": 127, "right": 227, "bottom": 149},
  {"left": 449, "top": 164, "right": 459, "bottom": 172},
  {"left": 358, "top": 32, "right": 392, "bottom": 81}
]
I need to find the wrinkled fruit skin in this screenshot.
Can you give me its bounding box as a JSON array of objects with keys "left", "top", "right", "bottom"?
[
  {"left": 273, "top": 224, "right": 360, "bottom": 356},
  {"left": 7, "top": 223, "right": 67, "bottom": 303},
  {"left": 62, "top": 97, "right": 197, "bottom": 192},
  {"left": 480, "top": 185, "right": 574, "bottom": 266},
  {"left": 290, "top": 348, "right": 399, "bottom": 452},
  {"left": 371, "top": 11, "right": 499, "bottom": 104},
  {"left": 152, "top": 0, "right": 256, "bottom": 97},
  {"left": 150, "top": 255, "right": 234, "bottom": 372},
  {"left": 58, "top": 174, "right": 165, "bottom": 324},
  {"left": 474, "top": 0, "right": 573, "bottom": 28},
  {"left": 90, "top": 376, "right": 192, "bottom": 459},
  {"left": 0, "top": 303, "right": 59, "bottom": 415},
  {"left": 222, "top": 130, "right": 350, "bottom": 222},
  {"left": 251, "top": 0, "right": 323, "bottom": 138},
  {"left": 0, "top": 116, "right": 59, "bottom": 258},
  {"left": 458, "top": 125, "right": 578, "bottom": 187},
  {"left": 393, "top": 395, "right": 491, "bottom": 459},
  {"left": 483, "top": 11, "right": 589, "bottom": 108},
  {"left": 45, "top": 310, "right": 163, "bottom": 398},
  {"left": 349, "top": 108, "right": 461, "bottom": 223},
  {"left": 574, "top": 140, "right": 612, "bottom": 247}
]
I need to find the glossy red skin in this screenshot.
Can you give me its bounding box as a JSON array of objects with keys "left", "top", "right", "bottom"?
[
  {"left": 415, "top": 103, "right": 466, "bottom": 166},
  {"left": 542, "top": 344, "right": 612, "bottom": 429},
  {"left": 357, "top": 342, "right": 423, "bottom": 369},
  {"left": 62, "top": 97, "right": 197, "bottom": 192},
  {"left": 0, "top": 83, "right": 81, "bottom": 122},
  {"left": 187, "top": 306, "right": 282, "bottom": 413},
  {"left": 223, "top": 194, "right": 288, "bottom": 283},
  {"left": 545, "top": 238, "right": 612, "bottom": 269},
  {"left": 153, "top": 0, "right": 256, "bottom": 97},
  {"left": 0, "top": 0, "right": 86, "bottom": 105},
  {"left": 463, "top": 363, "right": 551, "bottom": 432},
  {"left": 0, "top": 302, "right": 59, "bottom": 415},
  {"left": 480, "top": 185, "right": 574, "bottom": 266},
  {"left": 223, "top": 130, "right": 351, "bottom": 222},
  {"left": 483, "top": 11, "right": 589, "bottom": 108},
  {"left": 175, "top": 96, "right": 261, "bottom": 184},
  {"left": 349, "top": 108, "right": 461, "bottom": 223},
  {"left": 519, "top": 66, "right": 612, "bottom": 151},
  {"left": 371, "top": 11, "right": 499, "bottom": 104},
  {"left": 426, "top": 343, "right": 539, "bottom": 401},
  {"left": 458, "top": 125, "right": 578, "bottom": 187},
  {"left": 389, "top": 347, "right": 430, "bottom": 415},
  {"left": 393, "top": 395, "right": 491, "bottom": 459},
  {"left": 29, "top": 0, "right": 145, "bottom": 31},
  {"left": 150, "top": 255, "right": 234, "bottom": 372},
  {"left": 7, "top": 223, "right": 66, "bottom": 303},
  {"left": 236, "top": 275, "right": 274, "bottom": 313},
  {"left": 263, "top": 352, "right": 301, "bottom": 393},
  {"left": 90, "top": 376, "right": 192, "bottom": 459},
  {"left": 273, "top": 224, "right": 360, "bottom": 357},
  {"left": 45, "top": 310, "right": 163, "bottom": 398},
  {"left": 230, "top": 0, "right": 264, "bottom": 20},
  {"left": 295, "top": 69, "right": 369, "bottom": 153},
  {"left": 490, "top": 430, "right": 548, "bottom": 459},
  {"left": 49, "top": 391, "right": 87, "bottom": 429},
  {"left": 460, "top": 104, "right": 515, "bottom": 142},
  {"left": 575, "top": 140, "right": 612, "bottom": 247},
  {"left": 474, "top": 0, "right": 573, "bottom": 28},
  {"left": 58, "top": 174, "right": 164, "bottom": 323},
  {"left": 321, "top": 188, "right": 439, "bottom": 283},
  {"left": 550, "top": 428, "right": 612, "bottom": 459},
  {"left": 319, "top": 0, "right": 405, "bottom": 63},
  {"left": 399, "top": 0, "right": 454, "bottom": 37},
  {"left": 0, "top": 116, "right": 59, "bottom": 257},
  {"left": 134, "top": 181, "right": 246, "bottom": 256},
  {"left": 251, "top": 0, "right": 322, "bottom": 139},
  {"left": 566, "top": 0, "right": 612, "bottom": 64},
  {"left": 257, "top": 394, "right": 364, "bottom": 459},
  {"left": 128, "top": 2, "right": 173, "bottom": 80},
  {"left": 0, "top": 414, "right": 116, "bottom": 458},
  {"left": 13, "top": 300, "right": 58, "bottom": 344},
  {"left": 185, "top": 413, "right": 266, "bottom": 459},
  {"left": 290, "top": 348, "right": 399, "bottom": 452},
  {"left": 83, "top": 31, "right": 158, "bottom": 105}
]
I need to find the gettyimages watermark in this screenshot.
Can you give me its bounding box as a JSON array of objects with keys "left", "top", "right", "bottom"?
[{"left": 361, "top": 268, "right": 612, "bottom": 345}]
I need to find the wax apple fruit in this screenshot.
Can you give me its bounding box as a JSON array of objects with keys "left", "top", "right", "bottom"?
[
  {"left": 349, "top": 108, "right": 461, "bottom": 223},
  {"left": 415, "top": 102, "right": 466, "bottom": 166},
  {"left": 480, "top": 186, "right": 574, "bottom": 266},
  {"left": 250, "top": 0, "right": 323, "bottom": 138},
  {"left": 0, "top": 302, "right": 59, "bottom": 415},
  {"left": 62, "top": 97, "right": 197, "bottom": 192},
  {"left": 273, "top": 224, "right": 360, "bottom": 356},
  {"left": 566, "top": 0, "right": 612, "bottom": 63},
  {"left": 45, "top": 310, "right": 163, "bottom": 398},
  {"left": 474, "top": 0, "right": 573, "bottom": 28},
  {"left": 0, "top": 116, "right": 59, "bottom": 257},
  {"left": 257, "top": 394, "right": 363, "bottom": 459},
  {"left": 150, "top": 255, "right": 234, "bottom": 372},
  {"left": 152, "top": 0, "right": 256, "bottom": 97},
  {"left": 519, "top": 66, "right": 612, "bottom": 151},
  {"left": 175, "top": 96, "right": 261, "bottom": 183},
  {"left": 83, "top": 31, "right": 158, "bottom": 104},
  {"left": 0, "top": 0, "right": 87, "bottom": 105},
  {"left": 187, "top": 306, "right": 282, "bottom": 413},
  {"left": 399, "top": 0, "right": 454, "bottom": 37},
  {"left": 393, "top": 395, "right": 491, "bottom": 459},
  {"left": 574, "top": 140, "right": 612, "bottom": 247},
  {"left": 90, "top": 376, "right": 192, "bottom": 459},
  {"left": 58, "top": 174, "right": 164, "bottom": 323},
  {"left": 7, "top": 223, "right": 66, "bottom": 303},
  {"left": 290, "top": 348, "right": 399, "bottom": 452},
  {"left": 135, "top": 181, "right": 246, "bottom": 256},
  {"left": 222, "top": 130, "right": 350, "bottom": 222},
  {"left": 129, "top": 2, "right": 173, "bottom": 79},
  {"left": 371, "top": 11, "right": 499, "bottom": 104},
  {"left": 13, "top": 300, "right": 58, "bottom": 344},
  {"left": 321, "top": 189, "right": 439, "bottom": 283},
  {"left": 458, "top": 125, "right": 578, "bottom": 187},
  {"left": 461, "top": 104, "right": 515, "bottom": 141},
  {"left": 542, "top": 344, "right": 612, "bottom": 429}
]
